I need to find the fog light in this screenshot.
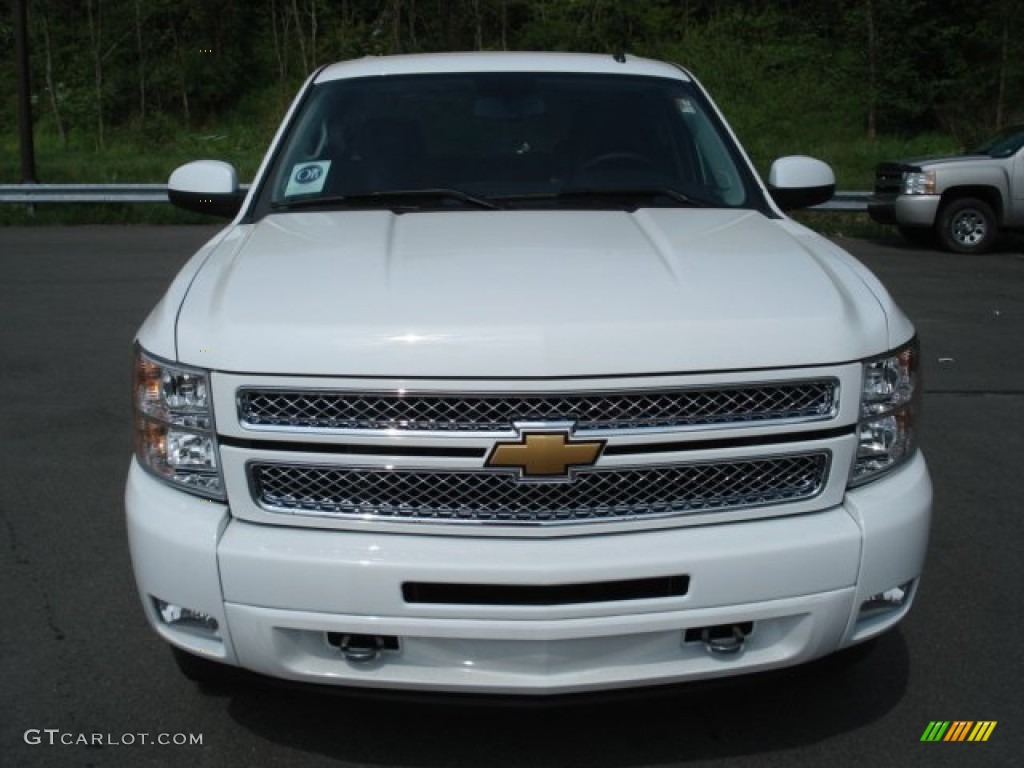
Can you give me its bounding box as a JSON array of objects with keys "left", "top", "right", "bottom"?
[
  {"left": 153, "top": 597, "right": 220, "bottom": 637},
  {"left": 859, "top": 580, "right": 914, "bottom": 620}
]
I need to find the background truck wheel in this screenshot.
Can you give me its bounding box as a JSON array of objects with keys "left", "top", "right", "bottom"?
[{"left": 936, "top": 197, "right": 997, "bottom": 254}]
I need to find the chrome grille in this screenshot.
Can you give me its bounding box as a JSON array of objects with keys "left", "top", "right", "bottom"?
[
  {"left": 874, "top": 163, "right": 905, "bottom": 195},
  {"left": 238, "top": 381, "right": 838, "bottom": 433},
  {"left": 249, "top": 453, "right": 829, "bottom": 525}
]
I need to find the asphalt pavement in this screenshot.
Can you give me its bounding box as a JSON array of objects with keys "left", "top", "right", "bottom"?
[{"left": 1, "top": 225, "right": 1021, "bottom": 767}]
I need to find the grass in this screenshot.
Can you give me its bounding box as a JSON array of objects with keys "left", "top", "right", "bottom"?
[
  {"left": 790, "top": 211, "right": 895, "bottom": 239},
  {"left": 0, "top": 113, "right": 273, "bottom": 225},
  {"left": 0, "top": 112, "right": 273, "bottom": 185},
  {"left": 0, "top": 203, "right": 215, "bottom": 226},
  {"left": 777, "top": 133, "right": 959, "bottom": 190},
  {"left": 743, "top": 132, "right": 959, "bottom": 191}
]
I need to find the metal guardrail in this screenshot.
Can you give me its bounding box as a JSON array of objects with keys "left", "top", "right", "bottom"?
[
  {"left": 812, "top": 191, "right": 871, "bottom": 212},
  {"left": 0, "top": 183, "right": 869, "bottom": 211},
  {"left": 0, "top": 183, "right": 171, "bottom": 203}
]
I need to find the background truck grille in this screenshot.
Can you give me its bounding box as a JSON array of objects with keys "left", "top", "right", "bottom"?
[
  {"left": 238, "top": 380, "right": 838, "bottom": 433},
  {"left": 249, "top": 453, "right": 829, "bottom": 524},
  {"left": 874, "top": 163, "right": 907, "bottom": 195}
]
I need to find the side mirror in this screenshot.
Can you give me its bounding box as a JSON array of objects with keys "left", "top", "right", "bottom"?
[
  {"left": 167, "top": 160, "right": 244, "bottom": 218},
  {"left": 768, "top": 155, "right": 835, "bottom": 211}
]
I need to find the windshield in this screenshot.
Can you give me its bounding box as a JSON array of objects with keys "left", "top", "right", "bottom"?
[
  {"left": 970, "top": 125, "right": 1024, "bottom": 158},
  {"left": 255, "top": 72, "right": 761, "bottom": 215}
]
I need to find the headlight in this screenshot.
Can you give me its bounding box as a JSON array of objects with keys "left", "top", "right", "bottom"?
[
  {"left": 851, "top": 341, "right": 919, "bottom": 486},
  {"left": 901, "top": 170, "right": 936, "bottom": 195},
  {"left": 133, "top": 347, "right": 224, "bottom": 499}
]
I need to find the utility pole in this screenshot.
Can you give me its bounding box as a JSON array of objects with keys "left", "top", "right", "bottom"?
[{"left": 15, "top": 0, "right": 39, "bottom": 183}]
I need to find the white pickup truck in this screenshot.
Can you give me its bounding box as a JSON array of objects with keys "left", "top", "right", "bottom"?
[
  {"left": 127, "top": 52, "right": 932, "bottom": 695},
  {"left": 868, "top": 125, "right": 1024, "bottom": 253}
]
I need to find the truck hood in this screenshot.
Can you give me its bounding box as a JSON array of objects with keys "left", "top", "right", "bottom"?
[
  {"left": 885, "top": 153, "right": 985, "bottom": 170},
  {"left": 175, "top": 209, "right": 890, "bottom": 377}
]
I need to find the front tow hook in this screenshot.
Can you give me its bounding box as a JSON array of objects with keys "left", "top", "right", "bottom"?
[
  {"left": 700, "top": 625, "right": 747, "bottom": 656},
  {"left": 338, "top": 634, "right": 386, "bottom": 663}
]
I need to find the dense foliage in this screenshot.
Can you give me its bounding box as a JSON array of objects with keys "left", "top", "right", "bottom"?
[{"left": 2, "top": 0, "right": 1022, "bottom": 183}]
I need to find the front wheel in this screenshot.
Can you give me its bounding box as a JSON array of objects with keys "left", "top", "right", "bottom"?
[{"left": 936, "top": 197, "right": 997, "bottom": 254}]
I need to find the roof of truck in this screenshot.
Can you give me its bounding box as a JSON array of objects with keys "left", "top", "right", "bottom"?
[{"left": 315, "top": 51, "right": 691, "bottom": 83}]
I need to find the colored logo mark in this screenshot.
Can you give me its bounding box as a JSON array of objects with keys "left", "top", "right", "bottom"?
[
  {"left": 486, "top": 431, "right": 603, "bottom": 479},
  {"left": 295, "top": 165, "right": 323, "bottom": 184},
  {"left": 920, "top": 721, "right": 997, "bottom": 742}
]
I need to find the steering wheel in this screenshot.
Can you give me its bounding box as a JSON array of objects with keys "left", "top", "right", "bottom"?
[{"left": 576, "top": 152, "right": 659, "bottom": 175}]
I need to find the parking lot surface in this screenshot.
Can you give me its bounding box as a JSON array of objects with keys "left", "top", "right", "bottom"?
[{"left": 1, "top": 225, "right": 1021, "bottom": 767}]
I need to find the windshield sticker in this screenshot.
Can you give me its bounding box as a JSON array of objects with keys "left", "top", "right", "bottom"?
[
  {"left": 675, "top": 98, "right": 696, "bottom": 115},
  {"left": 285, "top": 161, "right": 331, "bottom": 196}
]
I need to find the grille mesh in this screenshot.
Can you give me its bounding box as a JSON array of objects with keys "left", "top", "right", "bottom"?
[
  {"left": 249, "top": 453, "right": 829, "bottom": 525},
  {"left": 238, "top": 381, "right": 838, "bottom": 433},
  {"left": 874, "top": 164, "right": 905, "bottom": 195}
]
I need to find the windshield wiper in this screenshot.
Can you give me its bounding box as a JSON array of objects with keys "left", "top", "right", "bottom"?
[
  {"left": 272, "top": 188, "right": 500, "bottom": 211},
  {"left": 498, "top": 187, "right": 718, "bottom": 209}
]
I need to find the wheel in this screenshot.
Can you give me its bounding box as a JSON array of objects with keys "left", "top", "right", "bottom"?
[
  {"left": 936, "top": 197, "right": 997, "bottom": 254},
  {"left": 171, "top": 646, "right": 234, "bottom": 688},
  {"left": 897, "top": 225, "right": 935, "bottom": 247}
]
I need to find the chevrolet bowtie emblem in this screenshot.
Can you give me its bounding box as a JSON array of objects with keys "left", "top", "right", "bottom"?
[{"left": 485, "top": 431, "right": 604, "bottom": 480}]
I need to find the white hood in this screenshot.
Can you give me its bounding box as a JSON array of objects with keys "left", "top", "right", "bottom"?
[{"left": 174, "top": 209, "right": 891, "bottom": 377}]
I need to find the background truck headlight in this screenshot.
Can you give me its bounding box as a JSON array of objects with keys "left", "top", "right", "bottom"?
[
  {"left": 133, "top": 347, "right": 224, "bottom": 499},
  {"left": 901, "top": 170, "right": 936, "bottom": 195}
]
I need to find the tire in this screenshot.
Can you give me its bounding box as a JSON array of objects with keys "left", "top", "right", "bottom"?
[
  {"left": 936, "top": 197, "right": 997, "bottom": 254},
  {"left": 171, "top": 646, "right": 235, "bottom": 688}
]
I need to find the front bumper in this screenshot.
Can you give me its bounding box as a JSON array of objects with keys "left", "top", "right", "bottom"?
[
  {"left": 126, "top": 453, "right": 931, "bottom": 694},
  {"left": 868, "top": 194, "right": 941, "bottom": 228}
]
